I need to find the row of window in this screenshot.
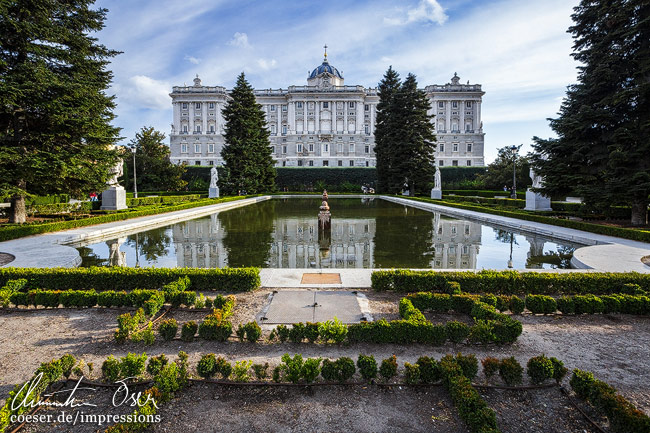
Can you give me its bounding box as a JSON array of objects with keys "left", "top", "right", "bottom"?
[
  {"left": 267, "top": 101, "right": 370, "bottom": 111},
  {"left": 438, "top": 101, "right": 474, "bottom": 109},
  {"left": 180, "top": 125, "right": 217, "bottom": 133},
  {"left": 181, "top": 143, "right": 372, "bottom": 155},
  {"left": 181, "top": 102, "right": 216, "bottom": 110},
  {"left": 438, "top": 143, "right": 473, "bottom": 153},
  {"left": 436, "top": 123, "right": 475, "bottom": 133},
  {"left": 293, "top": 160, "right": 370, "bottom": 167},
  {"left": 438, "top": 160, "right": 473, "bottom": 167}
]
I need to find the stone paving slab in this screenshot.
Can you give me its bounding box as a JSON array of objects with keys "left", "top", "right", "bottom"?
[
  {"left": 313, "top": 291, "right": 364, "bottom": 323},
  {"left": 262, "top": 290, "right": 364, "bottom": 324}
]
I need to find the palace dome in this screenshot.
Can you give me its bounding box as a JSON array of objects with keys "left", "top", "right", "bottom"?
[{"left": 309, "top": 59, "right": 343, "bottom": 79}]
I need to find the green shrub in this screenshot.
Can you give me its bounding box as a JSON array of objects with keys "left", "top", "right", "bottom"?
[
  {"left": 169, "top": 291, "right": 197, "bottom": 308},
  {"left": 573, "top": 294, "right": 605, "bottom": 314},
  {"left": 499, "top": 357, "right": 523, "bottom": 386},
  {"left": 495, "top": 295, "right": 511, "bottom": 312},
  {"left": 276, "top": 324, "right": 290, "bottom": 343},
  {"left": 288, "top": 323, "right": 305, "bottom": 343},
  {"left": 154, "top": 362, "right": 181, "bottom": 402},
  {"left": 357, "top": 354, "right": 378, "bottom": 381},
  {"left": 417, "top": 356, "right": 441, "bottom": 384},
  {"left": 557, "top": 296, "right": 575, "bottom": 314},
  {"left": 279, "top": 353, "right": 304, "bottom": 384},
  {"left": 181, "top": 321, "right": 197, "bottom": 342},
  {"left": 480, "top": 294, "right": 498, "bottom": 307},
  {"left": 399, "top": 298, "right": 426, "bottom": 322},
  {"left": 452, "top": 294, "right": 479, "bottom": 314},
  {"left": 405, "top": 292, "right": 452, "bottom": 311},
  {"left": 550, "top": 357, "right": 567, "bottom": 383},
  {"left": 158, "top": 319, "right": 178, "bottom": 341},
  {"left": 243, "top": 321, "right": 262, "bottom": 342},
  {"left": 301, "top": 357, "right": 322, "bottom": 383},
  {"left": 102, "top": 355, "right": 122, "bottom": 382},
  {"left": 601, "top": 295, "right": 622, "bottom": 313},
  {"left": 379, "top": 355, "right": 398, "bottom": 381},
  {"left": 525, "top": 295, "right": 557, "bottom": 314},
  {"left": 304, "top": 322, "right": 320, "bottom": 343},
  {"left": 509, "top": 295, "right": 525, "bottom": 314},
  {"left": 146, "top": 354, "right": 168, "bottom": 377},
  {"left": 468, "top": 319, "right": 494, "bottom": 344},
  {"left": 214, "top": 357, "right": 232, "bottom": 379},
  {"left": 481, "top": 357, "right": 500, "bottom": 380},
  {"left": 454, "top": 353, "right": 478, "bottom": 381},
  {"left": 198, "top": 317, "right": 232, "bottom": 341},
  {"left": 59, "top": 354, "right": 76, "bottom": 379},
  {"left": 527, "top": 355, "right": 554, "bottom": 384},
  {"left": 404, "top": 362, "right": 421, "bottom": 384},
  {"left": 321, "top": 357, "right": 355, "bottom": 382},
  {"left": 570, "top": 369, "right": 650, "bottom": 433},
  {"left": 120, "top": 353, "right": 147, "bottom": 379},
  {"left": 232, "top": 360, "right": 253, "bottom": 382},
  {"left": 318, "top": 317, "right": 348, "bottom": 343},
  {"left": 252, "top": 363, "right": 269, "bottom": 380}
]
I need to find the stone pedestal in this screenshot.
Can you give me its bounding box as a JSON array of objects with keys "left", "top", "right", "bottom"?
[
  {"left": 525, "top": 190, "right": 552, "bottom": 211},
  {"left": 100, "top": 186, "right": 127, "bottom": 210},
  {"left": 209, "top": 187, "right": 220, "bottom": 198},
  {"left": 430, "top": 189, "right": 442, "bottom": 200}
]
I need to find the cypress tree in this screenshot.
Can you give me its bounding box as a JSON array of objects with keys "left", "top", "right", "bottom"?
[
  {"left": 221, "top": 72, "right": 276, "bottom": 194},
  {"left": 0, "top": 0, "right": 121, "bottom": 223},
  {"left": 374, "top": 67, "right": 401, "bottom": 193},
  {"left": 390, "top": 73, "right": 437, "bottom": 195},
  {"left": 531, "top": 0, "right": 650, "bottom": 225}
]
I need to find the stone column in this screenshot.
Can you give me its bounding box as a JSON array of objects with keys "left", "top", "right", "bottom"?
[
  {"left": 356, "top": 101, "right": 362, "bottom": 133},
  {"left": 442, "top": 243, "right": 449, "bottom": 268},
  {"left": 344, "top": 104, "right": 348, "bottom": 133},
  {"left": 288, "top": 101, "right": 295, "bottom": 133},
  {"left": 445, "top": 101, "right": 451, "bottom": 132},
  {"left": 189, "top": 103, "right": 195, "bottom": 134},
  {"left": 173, "top": 103, "right": 180, "bottom": 133},
  {"left": 302, "top": 100, "right": 307, "bottom": 134},
  {"left": 476, "top": 101, "right": 482, "bottom": 132},
  {"left": 460, "top": 101, "right": 465, "bottom": 133},
  {"left": 202, "top": 101, "right": 207, "bottom": 134},
  {"left": 315, "top": 102, "right": 320, "bottom": 134}
]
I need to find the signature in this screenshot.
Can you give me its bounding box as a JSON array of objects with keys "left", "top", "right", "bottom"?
[{"left": 11, "top": 374, "right": 158, "bottom": 410}]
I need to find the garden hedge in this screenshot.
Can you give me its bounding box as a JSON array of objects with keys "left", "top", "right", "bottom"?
[
  {"left": 371, "top": 269, "right": 650, "bottom": 295},
  {"left": 0, "top": 195, "right": 256, "bottom": 242},
  {"left": 126, "top": 194, "right": 203, "bottom": 207},
  {"left": 405, "top": 197, "right": 650, "bottom": 242},
  {"left": 0, "top": 267, "right": 260, "bottom": 292}
]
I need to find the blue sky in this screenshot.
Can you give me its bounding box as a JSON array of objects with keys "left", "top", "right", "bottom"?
[{"left": 95, "top": 0, "right": 580, "bottom": 163}]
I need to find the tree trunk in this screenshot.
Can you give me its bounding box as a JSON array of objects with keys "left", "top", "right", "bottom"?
[
  {"left": 8, "top": 179, "right": 27, "bottom": 224},
  {"left": 630, "top": 200, "right": 648, "bottom": 227},
  {"left": 9, "top": 195, "right": 26, "bottom": 224}
]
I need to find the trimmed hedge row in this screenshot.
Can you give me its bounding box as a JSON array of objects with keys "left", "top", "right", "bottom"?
[
  {"left": 445, "top": 190, "right": 525, "bottom": 199},
  {"left": 570, "top": 369, "right": 650, "bottom": 433},
  {"left": 0, "top": 195, "right": 256, "bottom": 242},
  {"left": 405, "top": 196, "right": 650, "bottom": 242},
  {"left": 0, "top": 267, "right": 261, "bottom": 292},
  {"left": 371, "top": 269, "right": 650, "bottom": 295},
  {"left": 126, "top": 194, "right": 202, "bottom": 207}
]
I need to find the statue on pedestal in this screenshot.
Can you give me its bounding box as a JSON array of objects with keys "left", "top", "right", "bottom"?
[
  {"left": 209, "top": 166, "right": 220, "bottom": 198},
  {"left": 431, "top": 166, "right": 442, "bottom": 199},
  {"left": 524, "top": 166, "right": 552, "bottom": 211},
  {"left": 101, "top": 157, "right": 127, "bottom": 210}
]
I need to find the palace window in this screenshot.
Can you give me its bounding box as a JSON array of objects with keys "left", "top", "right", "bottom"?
[
  {"left": 181, "top": 143, "right": 188, "bottom": 153},
  {"left": 195, "top": 125, "right": 201, "bottom": 133},
  {"left": 439, "top": 143, "right": 445, "bottom": 152},
  {"left": 365, "top": 145, "right": 369, "bottom": 153},
  {"left": 182, "top": 125, "right": 188, "bottom": 133},
  {"left": 195, "top": 160, "right": 201, "bottom": 166},
  {"left": 465, "top": 124, "right": 472, "bottom": 131},
  {"left": 466, "top": 101, "right": 472, "bottom": 108},
  {"left": 195, "top": 103, "right": 201, "bottom": 109},
  {"left": 438, "top": 101, "right": 444, "bottom": 108},
  {"left": 297, "top": 143, "right": 303, "bottom": 153},
  {"left": 323, "top": 143, "right": 329, "bottom": 152},
  {"left": 208, "top": 160, "right": 214, "bottom": 166},
  {"left": 323, "top": 102, "right": 329, "bottom": 109},
  {"left": 323, "top": 160, "right": 329, "bottom": 166},
  {"left": 452, "top": 160, "right": 458, "bottom": 166},
  {"left": 350, "top": 143, "right": 355, "bottom": 152},
  {"left": 282, "top": 125, "right": 287, "bottom": 135},
  {"left": 283, "top": 145, "right": 287, "bottom": 154},
  {"left": 209, "top": 102, "right": 215, "bottom": 109},
  {"left": 298, "top": 160, "right": 303, "bottom": 166},
  {"left": 309, "top": 102, "right": 315, "bottom": 109},
  {"left": 349, "top": 101, "right": 355, "bottom": 108},
  {"left": 349, "top": 160, "right": 354, "bottom": 166},
  {"left": 309, "top": 143, "right": 314, "bottom": 152},
  {"left": 209, "top": 125, "right": 215, "bottom": 133},
  {"left": 452, "top": 101, "right": 458, "bottom": 108},
  {"left": 467, "top": 143, "right": 472, "bottom": 152},
  {"left": 282, "top": 105, "right": 287, "bottom": 112},
  {"left": 338, "top": 143, "right": 343, "bottom": 152},
  {"left": 338, "top": 160, "right": 342, "bottom": 166},
  {"left": 453, "top": 143, "right": 458, "bottom": 152},
  {"left": 309, "top": 160, "right": 314, "bottom": 166},
  {"left": 365, "top": 125, "right": 370, "bottom": 135},
  {"left": 270, "top": 125, "right": 276, "bottom": 134},
  {"left": 208, "top": 143, "right": 214, "bottom": 153},
  {"left": 366, "top": 161, "right": 369, "bottom": 167},
  {"left": 365, "top": 104, "right": 369, "bottom": 111},
  {"left": 297, "top": 102, "right": 303, "bottom": 108},
  {"left": 439, "top": 160, "right": 444, "bottom": 166},
  {"left": 195, "top": 143, "right": 201, "bottom": 153},
  {"left": 466, "top": 160, "right": 472, "bottom": 166},
  {"left": 270, "top": 105, "right": 276, "bottom": 111}
]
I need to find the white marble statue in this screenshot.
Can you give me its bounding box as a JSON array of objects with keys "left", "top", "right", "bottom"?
[
  {"left": 210, "top": 166, "right": 219, "bottom": 189},
  {"left": 529, "top": 167, "right": 543, "bottom": 189},
  {"left": 434, "top": 166, "right": 442, "bottom": 191},
  {"left": 107, "top": 159, "right": 123, "bottom": 186}
]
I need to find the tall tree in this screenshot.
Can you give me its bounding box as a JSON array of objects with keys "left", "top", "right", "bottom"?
[
  {"left": 531, "top": 0, "right": 650, "bottom": 225},
  {"left": 390, "top": 73, "right": 437, "bottom": 195},
  {"left": 0, "top": 0, "right": 121, "bottom": 223},
  {"left": 221, "top": 72, "right": 276, "bottom": 194},
  {"left": 374, "top": 66, "right": 401, "bottom": 193},
  {"left": 477, "top": 146, "right": 531, "bottom": 191},
  {"left": 122, "top": 127, "right": 186, "bottom": 192}
]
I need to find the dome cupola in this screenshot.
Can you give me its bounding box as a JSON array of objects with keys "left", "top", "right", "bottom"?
[{"left": 307, "top": 45, "right": 344, "bottom": 87}]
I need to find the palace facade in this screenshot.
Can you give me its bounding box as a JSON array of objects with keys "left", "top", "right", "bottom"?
[{"left": 169, "top": 50, "right": 485, "bottom": 168}]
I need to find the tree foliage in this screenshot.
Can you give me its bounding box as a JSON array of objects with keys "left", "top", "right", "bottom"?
[
  {"left": 220, "top": 72, "right": 276, "bottom": 194},
  {"left": 477, "top": 146, "right": 531, "bottom": 191},
  {"left": 0, "top": 0, "right": 121, "bottom": 223},
  {"left": 530, "top": 0, "right": 650, "bottom": 225},
  {"left": 374, "top": 70, "right": 436, "bottom": 194},
  {"left": 121, "top": 127, "right": 186, "bottom": 192}
]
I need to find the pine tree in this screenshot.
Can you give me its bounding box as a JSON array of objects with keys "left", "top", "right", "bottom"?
[
  {"left": 374, "top": 67, "right": 401, "bottom": 193},
  {"left": 0, "top": 0, "right": 121, "bottom": 223},
  {"left": 221, "top": 72, "right": 276, "bottom": 194},
  {"left": 123, "top": 127, "right": 186, "bottom": 192},
  {"left": 389, "top": 73, "right": 437, "bottom": 195},
  {"left": 531, "top": 0, "right": 650, "bottom": 225}
]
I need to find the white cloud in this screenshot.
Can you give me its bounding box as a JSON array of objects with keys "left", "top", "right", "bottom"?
[
  {"left": 184, "top": 55, "right": 201, "bottom": 65},
  {"left": 121, "top": 75, "right": 171, "bottom": 110},
  {"left": 228, "top": 32, "right": 250, "bottom": 48},
  {"left": 256, "top": 58, "right": 277, "bottom": 70},
  {"left": 384, "top": 0, "right": 447, "bottom": 26}
]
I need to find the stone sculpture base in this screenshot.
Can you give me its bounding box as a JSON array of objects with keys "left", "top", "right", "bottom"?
[
  {"left": 209, "top": 187, "right": 220, "bottom": 198},
  {"left": 525, "top": 190, "right": 552, "bottom": 211},
  {"left": 100, "top": 186, "right": 127, "bottom": 210},
  {"left": 430, "top": 189, "right": 442, "bottom": 200}
]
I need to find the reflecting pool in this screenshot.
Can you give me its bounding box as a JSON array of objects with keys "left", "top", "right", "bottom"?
[{"left": 77, "top": 198, "right": 580, "bottom": 269}]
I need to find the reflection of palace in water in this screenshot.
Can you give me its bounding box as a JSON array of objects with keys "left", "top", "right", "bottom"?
[{"left": 166, "top": 211, "right": 486, "bottom": 269}]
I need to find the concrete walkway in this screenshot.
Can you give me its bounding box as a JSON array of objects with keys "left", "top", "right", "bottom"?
[{"left": 0, "top": 196, "right": 269, "bottom": 268}]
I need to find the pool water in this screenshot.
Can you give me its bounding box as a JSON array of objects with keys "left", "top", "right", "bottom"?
[{"left": 77, "top": 198, "right": 579, "bottom": 270}]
